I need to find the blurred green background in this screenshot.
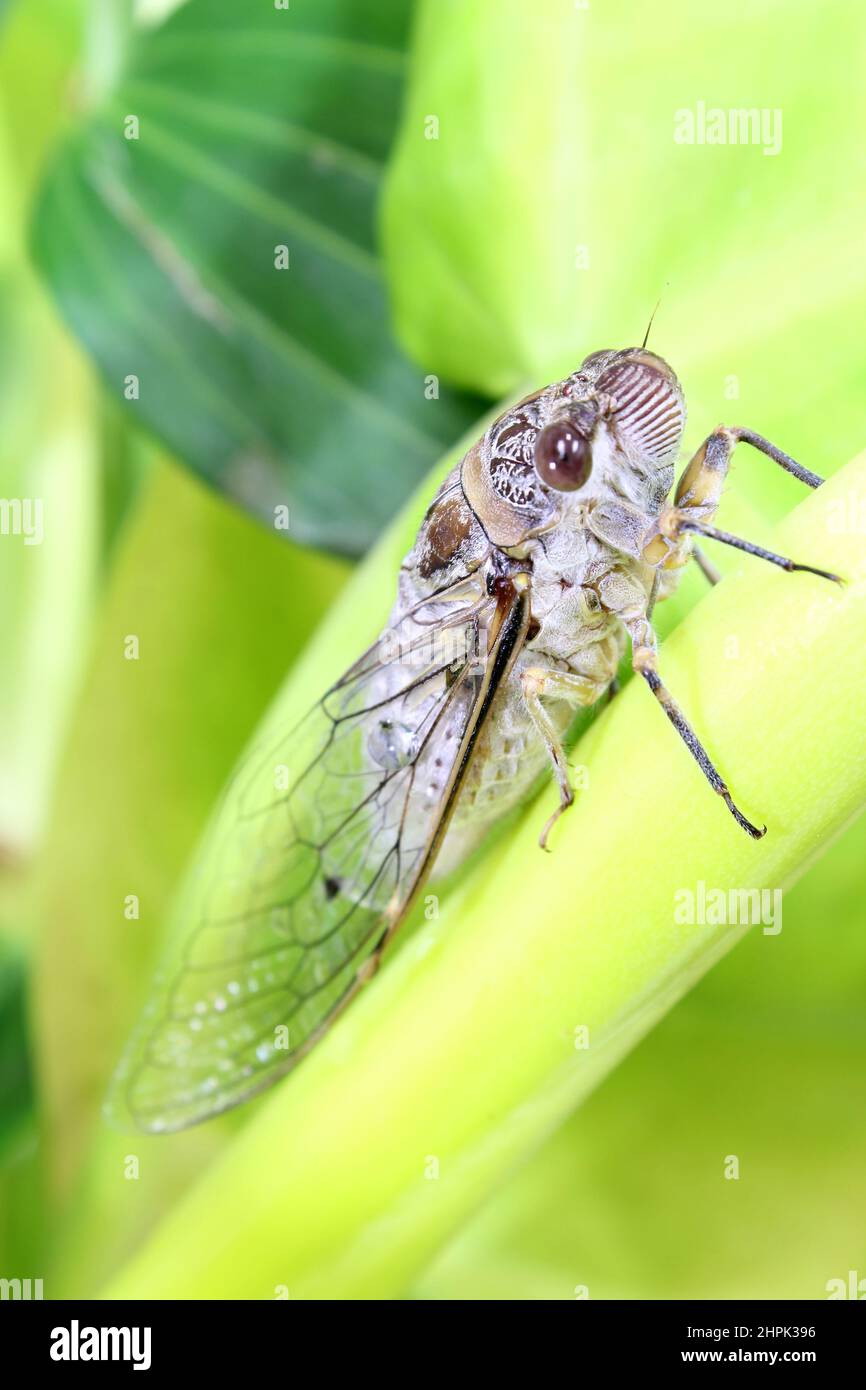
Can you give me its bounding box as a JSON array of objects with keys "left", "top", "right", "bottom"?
[{"left": 1, "top": 0, "right": 864, "bottom": 1299}]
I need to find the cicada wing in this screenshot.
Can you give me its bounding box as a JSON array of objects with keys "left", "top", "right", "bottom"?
[{"left": 107, "top": 576, "right": 505, "bottom": 1133}]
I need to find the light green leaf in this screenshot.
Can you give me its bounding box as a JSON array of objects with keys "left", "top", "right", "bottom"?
[
  {"left": 103, "top": 448, "right": 866, "bottom": 1299},
  {"left": 375, "top": 0, "right": 866, "bottom": 1304},
  {"left": 31, "top": 458, "right": 347, "bottom": 1206},
  {"left": 414, "top": 818, "right": 866, "bottom": 1299},
  {"left": 383, "top": 0, "right": 866, "bottom": 521},
  {"left": 0, "top": 0, "right": 98, "bottom": 854}
]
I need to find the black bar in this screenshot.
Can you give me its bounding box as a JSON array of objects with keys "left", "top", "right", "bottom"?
[{"left": 2, "top": 1296, "right": 862, "bottom": 1373}]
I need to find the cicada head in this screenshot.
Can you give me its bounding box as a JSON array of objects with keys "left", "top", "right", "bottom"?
[{"left": 462, "top": 348, "right": 686, "bottom": 547}]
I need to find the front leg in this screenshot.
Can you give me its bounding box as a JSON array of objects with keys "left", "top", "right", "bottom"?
[
  {"left": 643, "top": 425, "right": 840, "bottom": 582},
  {"left": 520, "top": 665, "right": 604, "bottom": 849}
]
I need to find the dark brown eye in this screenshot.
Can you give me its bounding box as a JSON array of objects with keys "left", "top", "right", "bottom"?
[{"left": 534, "top": 423, "right": 592, "bottom": 491}]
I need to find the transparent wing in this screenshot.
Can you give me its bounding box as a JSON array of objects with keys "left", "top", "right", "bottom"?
[{"left": 108, "top": 574, "right": 510, "bottom": 1132}]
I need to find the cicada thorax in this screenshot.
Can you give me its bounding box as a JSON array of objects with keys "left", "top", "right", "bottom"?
[
  {"left": 427, "top": 351, "right": 688, "bottom": 864},
  {"left": 461, "top": 388, "right": 561, "bottom": 548},
  {"left": 409, "top": 469, "right": 490, "bottom": 587}
]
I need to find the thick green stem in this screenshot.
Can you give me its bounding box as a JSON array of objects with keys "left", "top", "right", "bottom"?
[{"left": 104, "top": 452, "right": 866, "bottom": 1299}]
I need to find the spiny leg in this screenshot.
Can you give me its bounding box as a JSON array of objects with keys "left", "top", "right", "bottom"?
[
  {"left": 731, "top": 427, "right": 823, "bottom": 489},
  {"left": 675, "top": 426, "right": 825, "bottom": 515},
  {"left": 520, "top": 666, "right": 602, "bottom": 850},
  {"left": 632, "top": 426, "right": 836, "bottom": 837},
  {"left": 629, "top": 629, "right": 765, "bottom": 840},
  {"left": 678, "top": 519, "right": 842, "bottom": 584},
  {"left": 644, "top": 424, "right": 838, "bottom": 580}
]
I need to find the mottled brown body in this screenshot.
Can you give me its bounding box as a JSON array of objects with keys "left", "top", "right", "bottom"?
[{"left": 384, "top": 348, "right": 689, "bottom": 870}]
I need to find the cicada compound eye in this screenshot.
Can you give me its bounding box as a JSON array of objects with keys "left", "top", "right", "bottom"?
[{"left": 533, "top": 422, "right": 593, "bottom": 492}]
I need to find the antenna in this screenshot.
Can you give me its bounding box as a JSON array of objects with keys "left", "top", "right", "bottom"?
[{"left": 641, "top": 297, "right": 662, "bottom": 350}]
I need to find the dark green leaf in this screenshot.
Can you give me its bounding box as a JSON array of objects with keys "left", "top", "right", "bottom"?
[
  {"left": 0, "top": 940, "right": 33, "bottom": 1163},
  {"left": 32, "top": 0, "right": 485, "bottom": 555}
]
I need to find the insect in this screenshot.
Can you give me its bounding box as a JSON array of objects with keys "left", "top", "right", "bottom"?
[{"left": 109, "top": 346, "right": 839, "bottom": 1132}]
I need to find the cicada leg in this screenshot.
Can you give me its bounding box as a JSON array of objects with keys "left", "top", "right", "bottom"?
[
  {"left": 630, "top": 426, "right": 844, "bottom": 836},
  {"left": 520, "top": 666, "right": 604, "bottom": 849},
  {"left": 692, "top": 544, "right": 722, "bottom": 587},
  {"left": 643, "top": 425, "right": 841, "bottom": 582},
  {"left": 627, "top": 618, "right": 766, "bottom": 840},
  {"left": 591, "top": 563, "right": 766, "bottom": 838},
  {"left": 677, "top": 519, "right": 841, "bottom": 583}
]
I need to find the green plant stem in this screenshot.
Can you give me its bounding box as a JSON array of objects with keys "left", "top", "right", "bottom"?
[{"left": 104, "top": 451, "right": 866, "bottom": 1299}]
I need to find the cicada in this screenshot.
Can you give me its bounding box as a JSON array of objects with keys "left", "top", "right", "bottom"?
[{"left": 109, "top": 347, "right": 838, "bottom": 1132}]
